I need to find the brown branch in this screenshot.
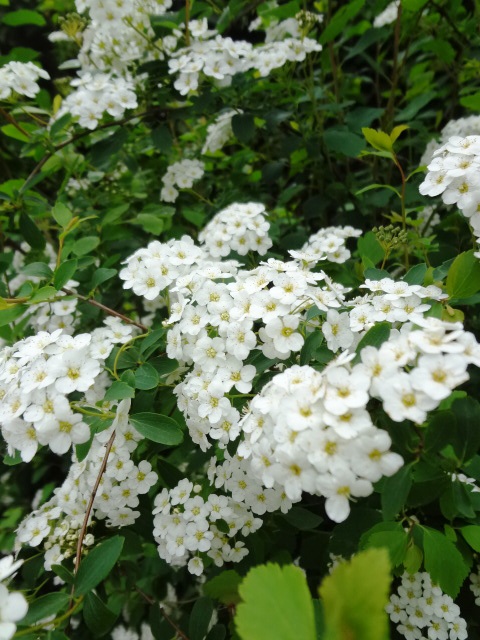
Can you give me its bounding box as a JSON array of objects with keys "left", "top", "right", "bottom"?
[
  {"left": 62, "top": 288, "right": 148, "bottom": 331},
  {"left": 0, "top": 106, "right": 30, "bottom": 138},
  {"left": 135, "top": 586, "right": 190, "bottom": 640}
]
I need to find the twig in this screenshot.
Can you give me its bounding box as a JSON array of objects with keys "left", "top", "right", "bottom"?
[
  {"left": 74, "top": 430, "right": 116, "bottom": 575},
  {"left": 62, "top": 288, "right": 148, "bottom": 331},
  {"left": 0, "top": 106, "right": 30, "bottom": 138},
  {"left": 135, "top": 586, "right": 190, "bottom": 640}
]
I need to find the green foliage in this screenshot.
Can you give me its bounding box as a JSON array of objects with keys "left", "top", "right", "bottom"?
[{"left": 74, "top": 536, "right": 125, "bottom": 596}]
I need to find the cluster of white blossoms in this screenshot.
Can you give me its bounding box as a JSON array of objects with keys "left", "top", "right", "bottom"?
[
  {"left": 198, "top": 202, "right": 273, "bottom": 257},
  {"left": 160, "top": 159, "right": 205, "bottom": 203},
  {"left": 469, "top": 564, "right": 480, "bottom": 606},
  {"left": 112, "top": 623, "right": 154, "bottom": 640},
  {"left": 0, "top": 556, "right": 28, "bottom": 640},
  {"left": 202, "top": 109, "right": 239, "bottom": 155},
  {"left": 0, "top": 61, "right": 50, "bottom": 100},
  {"left": 420, "top": 115, "right": 480, "bottom": 167},
  {"left": 419, "top": 135, "right": 480, "bottom": 255},
  {"left": 293, "top": 225, "right": 362, "bottom": 265},
  {"left": 372, "top": 1, "right": 399, "bottom": 28},
  {"left": 55, "top": 73, "right": 138, "bottom": 130},
  {"left": 153, "top": 476, "right": 261, "bottom": 576},
  {"left": 15, "top": 400, "right": 158, "bottom": 570},
  {"left": 168, "top": 17, "right": 322, "bottom": 95},
  {"left": 0, "top": 319, "right": 134, "bottom": 461},
  {"left": 386, "top": 572, "right": 467, "bottom": 640},
  {"left": 237, "top": 362, "right": 403, "bottom": 522}
]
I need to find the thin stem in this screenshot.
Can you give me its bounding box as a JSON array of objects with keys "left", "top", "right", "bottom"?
[
  {"left": 135, "top": 586, "right": 191, "bottom": 640},
  {"left": 0, "top": 107, "right": 30, "bottom": 138},
  {"left": 112, "top": 332, "right": 148, "bottom": 379},
  {"left": 61, "top": 288, "right": 148, "bottom": 331},
  {"left": 14, "top": 600, "right": 82, "bottom": 637}
]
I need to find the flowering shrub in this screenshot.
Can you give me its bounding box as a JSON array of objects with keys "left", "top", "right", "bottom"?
[{"left": 2, "top": 1, "right": 480, "bottom": 639}]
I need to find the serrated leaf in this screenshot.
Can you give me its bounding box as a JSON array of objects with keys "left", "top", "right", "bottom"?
[
  {"left": 362, "top": 128, "right": 393, "bottom": 153},
  {"left": 130, "top": 412, "right": 183, "bottom": 445},
  {"left": 422, "top": 527, "right": 469, "bottom": 598},
  {"left": 19, "top": 593, "right": 70, "bottom": 626},
  {"left": 361, "top": 524, "right": 408, "bottom": 567},
  {"left": 236, "top": 563, "right": 315, "bottom": 640},
  {"left": 83, "top": 592, "right": 118, "bottom": 637},
  {"left": 446, "top": 250, "right": 480, "bottom": 299},
  {"left": 74, "top": 536, "right": 124, "bottom": 596},
  {"left": 319, "top": 549, "right": 391, "bottom": 640},
  {"left": 204, "top": 571, "right": 242, "bottom": 605},
  {"left": 54, "top": 259, "right": 78, "bottom": 290},
  {"left": 104, "top": 381, "right": 135, "bottom": 402}
]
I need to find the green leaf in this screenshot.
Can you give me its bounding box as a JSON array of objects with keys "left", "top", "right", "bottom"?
[
  {"left": 403, "top": 263, "right": 427, "bottom": 285},
  {"left": 389, "top": 125, "right": 409, "bottom": 144},
  {"left": 381, "top": 464, "right": 413, "bottom": 520},
  {"left": 91, "top": 268, "right": 117, "bottom": 290},
  {"left": 353, "top": 322, "right": 391, "bottom": 363},
  {"left": 22, "top": 262, "right": 53, "bottom": 279},
  {"left": 204, "top": 570, "right": 242, "bottom": 605},
  {"left": 135, "top": 363, "right": 160, "bottom": 390},
  {"left": 1, "top": 124, "right": 30, "bottom": 142},
  {"left": 89, "top": 128, "right": 128, "bottom": 170},
  {"left": 29, "top": 286, "right": 57, "bottom": 304},
  {"left": 232, "top": 114, "right": 255, "bottom": 144},
  {"left": 73, "top": 236, "right": 100, "bottom": 257},
  {"left": 319, "top": 0, "right": 365, "bottom": 45},
  {"left": 460, "top": 525, "right": 480, "bottom": 552},
  {"left": 319, "top": 549, "right": 391, "bottom": 640},
  {"left": 395, "top": 92, "right": 436, "bottom": 121},
  {"left": 54, "top": 259, "right": 78, "bottom": 290},
  {"left": 74, "top": 536, "right": 124, "bottom": 596},
  {"left": 236, "top": 563, "right": 316, "bottom": 640},
  {"left": 460, "top": 92, "right": 480, "bottom": 112},
  {"left": 362, "top": 128, "right": 393, "bottom": 153},
  {"left": 357, "top": 231, "right": 384, "bottom": 267},
  {"left": 422, "top": 527, "right": 469, "bottom": 598},
  {"left": 300, "top": 331, "right": 324, "bottom": 366},
  {"left": 3, "top": 9, "right": 46, "bottom": 25},
  {"left": 323, "top": 127, "right": 366, "bottom": 157},
  {"left": 189, "top": 597, "right": 214, "bottom": 640},
  {"left": 130, "top": 412, "right": 183, "bottom": 445},
  {"left": 83, "top": 592, "right": 118, "bottom": 637},
  {"left": 401, "top": 0, "right": 429, "bottom": 11},
  {"left": 104, "top": 381, "right": 135, "bottom": 402},
  {"left": 404, "top": 544, "right": 423, "bottom": 574},
  {"left": 446, "top": 250, "right": 480, "bottom": 299},
  {"left": 19, "top": 593, "right": 70, "bottom": 626},
  {"left": 51, "top": 564, "right": 74, "bottom": 584},
  {"left": 19, "top": 212, "right": 46, "bottom": 250},
  {"left": 281, "top": 506, "right": 323, "bottom": 531},
  {"left": 360, "top": 523, "right": 408, "bottom": 567},
  {"left": 52, "top": 203, "right": 73, "bottom": 228},
  {"left": 0, "top": 305, "right": 26, "bottom": 327}
]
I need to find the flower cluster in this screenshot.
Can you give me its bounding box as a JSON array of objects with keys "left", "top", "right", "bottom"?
[
  {"left": 198, "top": 202, "right": 273, "bottom": 257},
  {"left": 15, "top": 400, "right": 158, "bottom": 568},
  {"left": 0, "top": 320, "right": 134, "bottom": 461},
  {"left": 238, "top": 362, "right": 403, "bottom": 522},
  {"left": 168, "top": 18, "right": 322, "bottom": 95},
  {"left": 202, "top": 110, "right": 239, "bottom": 155},
  {"left": 0, "top": 61, "right": 50, "bottom": 100},
  {"left": 386, "top": 572, "right": 467, "bottom": 640},
  {"left": 373, "top": 1, "right": 399, "bottom": 28},
  {"left": 0, "top": 555, "right": 28, "bottom": 640},
  {"left": 419, "top": 135, "right": 480, "bottom": 253},
  {"left": 160, "top": 159, "right": 205, "bottom": 203},
  {"left": 293, "top": 225, "right": 362, "bottom": 265},
  {"left": 153, "top": 476, "right": 260, "bottom": 576},
  {"left": 55, "top": 73, "right": 138, "bottom": 130},
  {"left": 420, "top": 115, "right": 480, "bottom": 167}
]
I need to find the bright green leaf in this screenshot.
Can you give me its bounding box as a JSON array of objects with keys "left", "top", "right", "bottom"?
[
  {"left": 130, "top": 412, "right": 183, "bottom": 445},
  {"left": 52, "top": 203, "right": 73, "bottom": 228},
  {"left": 362, "top": 128, "right": 393, "bottom": 153},
  {"left": 3, "top": 9, "right": 46, "bottom": 25},
  {"left": 236, "top": 563, "right": 316, "bottom": 640},
  {"left": 422, "top": 527, "right": 469, "bottom": 598},
  {"left": 104, "top": 381, "right": 135, "bottom": 402},
  {"left": 74, "top": 536, "right": 124, "bottom": 596},
  {"left": 54, "top": 259, "right": 78, "bottom": 290},
  {"left": 446, "top": 250, "right": 480, "bottom": 299},
  {"left": 460, "top": 525, "right": 480, "bottom": 552}
]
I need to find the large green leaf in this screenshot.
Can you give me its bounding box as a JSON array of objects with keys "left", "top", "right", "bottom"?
[
  {"left": 236, "top": 564, "right": 316, "bottom": 640},
  {"left": 446, "top": 250, "right": 480, "bottom": 299},
  {"left": 19, "top": 593, "right": 69, "bottom": 626},
  {"left": 319, "top": 548, "right": 391, "bottom": 640},
  {"left": 422, "top": 527, "right": 469, "bottom": 597},
  {"left": 74, "top": 536, "right": 124, "bottom": 596},
  {"left": 129, "top": 412, "right": 183, "bottom": 445}
]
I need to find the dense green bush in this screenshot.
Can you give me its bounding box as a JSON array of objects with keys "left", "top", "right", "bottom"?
[{"left": 2, "top": 0, "right": 480, "bottom": 638}]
